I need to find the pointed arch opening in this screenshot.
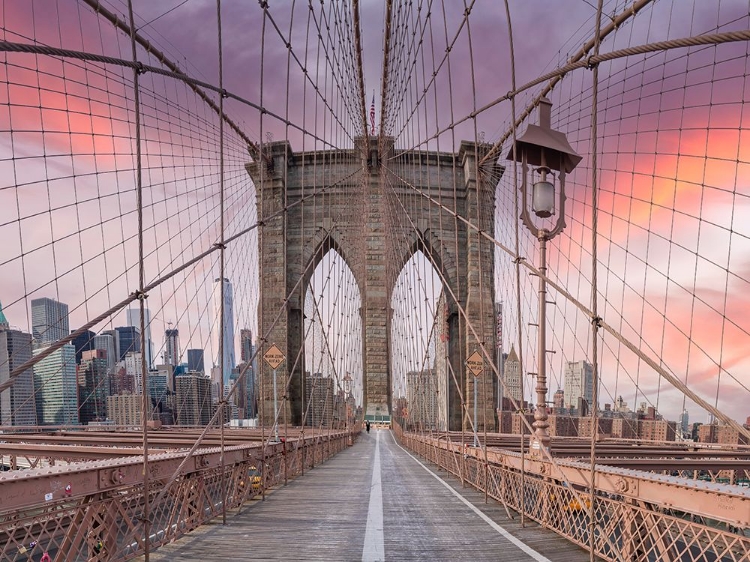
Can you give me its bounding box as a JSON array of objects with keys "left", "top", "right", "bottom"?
[
  {"left": 390, "top": 250, "right": 447, "bottom": 431},
  {"left": 303, "top": 248, "right": 362, "bottom": 428}
]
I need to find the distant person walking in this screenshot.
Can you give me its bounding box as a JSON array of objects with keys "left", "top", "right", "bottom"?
[{"left": 366, "top": 420, "right": 371, "bottom": 433}]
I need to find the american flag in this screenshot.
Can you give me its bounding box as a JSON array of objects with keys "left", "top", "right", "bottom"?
[{"left": 369, "top": 94, "right": 376, "bottom": 135}]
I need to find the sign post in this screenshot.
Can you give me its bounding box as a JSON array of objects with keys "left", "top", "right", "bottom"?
[
  {"left": 466, "top": 350, "right": 484, "bottom": 448},
  {"left": 263, "top": 344, "right": 285, "bottom": 442}
]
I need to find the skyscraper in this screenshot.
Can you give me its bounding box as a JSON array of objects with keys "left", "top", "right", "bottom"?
[
  {"left": 176, "top": 374, "right": 212, "bottom": 426},
  {"left": 70, "top": 329, "right": 96, "bottom": 364},
  {"left": 503, "top": 345, "right": 523, "bottom": 406},
  {"left": 679, "top": 408, "right": 690, "bottom": 437},
  {"left": 187, "top": 349, "right": 205, "bottom": 373},
  {"left": 164, "top": 328, "right": 180, "bottom": 366},
  {"left": 564, "top": 360, "right": 594, "bottom": 412},
  {"left": 213, "top": 278, "right": 235, "bottom": 386},
  {"left": 93, "top": 334, "right": 116, "bottom": 376},
  {"left": 240, "top": 329, "right": 253, "bottom": 363},
  {"left": 78, "top": 349, "right": 108, "bottom": 424},
  {"left": 553, "top": 389, "right": 565, "bottom": 412},
  {"left": 124, "top": 352, "right": 144, "bottom": 395},
  {"left": 115, "top": 326, "right": 140, "bottom": 360},
  {"left": 31, "top": 297, "right": 69, "bottom": 345},
  {"left": 0, "top": 302, "right": 37, "bottom": 426},
  {"left": 127, "top": 307, "right": 153, "bottom": 369},
  {"left": 33, "top": 343, "right": 78, "bottom": 425}
]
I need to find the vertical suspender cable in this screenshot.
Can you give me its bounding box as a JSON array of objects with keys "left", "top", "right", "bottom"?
[
  {"left": 503, "top": 0, "right": 526, "bottom": 528},
  {"left": 258, "top": 0, "right": 269, "bottom": 502},
  {"left": 126, "top": 1, "right": 149, "bottom": 558},
  {"left": 588, "top": 1, "right": 604, "bottom": 559},
  {"left": 216, "top": 0, "right": 228, "bottom": 527}
]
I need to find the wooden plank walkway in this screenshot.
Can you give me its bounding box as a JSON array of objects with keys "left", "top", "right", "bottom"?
[{"left": 144, "top": 429, "right": 588, "bottom": 561}]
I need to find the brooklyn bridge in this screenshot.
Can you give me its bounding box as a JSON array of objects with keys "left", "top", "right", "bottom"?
[{"left": 0, "top": 0, "right": 749, "bottom": 560}]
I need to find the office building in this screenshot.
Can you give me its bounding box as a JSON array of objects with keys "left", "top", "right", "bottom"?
[
  {"left": 78, "top": 349, "right": 108, "bottom": 424},
  {"left": 70, "top": 329, "right": 96, "bottom": 365},
  {"left": 213, "top": 277, "right": 235, "bottom": 386},
  {"left": 33, "top": 343, "right": 78, "bottom": 425},
  {"left": 125, "top": 352, "right": 144, "bottom": 395},
  {"left": 175, "top": 374, "right": 212, "bottom": 426},
  {"left": 503, "top": 345, "right": 523, "bottom": 406},
  {"left": 110, "top": 361, "right": 134, "bottom": 395},
  {"left": 31, "top": 297, "right": 69, "bottom": 345},
  {"left": 240, "top": 329, "right": 253, "bottom": 363},
  {"left": 553, "top": 389, "right": 565, "bottom": 412},
  {"left": 115, "top": 326, "right": 140, "bottom": 360},
  {"left": 164, "top": 328, "right": 180, "bottom": 366},
  {"left": 564, "top": 360, "right": 593, "bottom": 412},
  {"left": 107, "top": 394, "right": 142, "bottom": 426},
  {"left": 93, "top": 334, "right": 116, "bottom": 375},
  {"left": 187, "top": 349, "right": 204, "bottom": 373},
  {"left": 679, "top": 408, "right": 690, "bottom": 437},
  {"left": 0, "top": 303, "right": 37, "bottom": 426},
  {"left": 127, "top": 307, "right": 153, "bottom": 369},
  {"left": 149, "top": 369, "right": 174, "bottom": 424},
  {"left": 639, "top": 419, "right": 677, "bottom": 442}
]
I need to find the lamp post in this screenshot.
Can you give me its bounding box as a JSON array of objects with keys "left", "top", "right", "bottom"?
[{"left": 507, "top": 97, "right": 581, "bottom": 456}]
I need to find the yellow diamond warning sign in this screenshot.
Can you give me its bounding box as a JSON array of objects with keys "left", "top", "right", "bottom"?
[
  {"left": 263, "top": 344, "right": 285, "bottom": 369},
  {"left": 466, "top": 351, "right": 484, "bottom": 377}
]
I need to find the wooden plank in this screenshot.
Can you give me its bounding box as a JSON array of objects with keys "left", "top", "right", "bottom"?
[{"left": 144, "top": 430, "right": 588, "bottom": 561}]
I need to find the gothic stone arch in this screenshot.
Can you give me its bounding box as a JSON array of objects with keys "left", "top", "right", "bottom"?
[{"left": 246, "top": 138, "right": 501, "bottom": 430}]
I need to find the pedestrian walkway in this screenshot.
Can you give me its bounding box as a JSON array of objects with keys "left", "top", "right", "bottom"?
[{"left": 146, "top": 429, "right": 588, "bottom": 561}]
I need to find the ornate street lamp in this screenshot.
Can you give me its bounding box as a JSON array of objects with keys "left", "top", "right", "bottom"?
[{"left": 507, "top": 97, "right": 581, "bottom": 456}]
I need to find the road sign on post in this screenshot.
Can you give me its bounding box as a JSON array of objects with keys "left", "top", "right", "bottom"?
[
  {"left": 466, "top": 350, "right": 484, "bottom": 448},
  {"left": 466, "top": 350, "right": 484, "bottom": 377},
  {"left": 263, "top": 345, "right": 285, "bottom": 442},
  {"left": 263, "top": 344, "right": 285, "bottom": 369}
]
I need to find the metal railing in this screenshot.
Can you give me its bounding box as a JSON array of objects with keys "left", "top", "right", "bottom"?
[
  {"left": 396, "top": 428, "right": 750, "bottom": 562},
  {"left": 0, "top": 431, "right": 353, "bottom": 561}
]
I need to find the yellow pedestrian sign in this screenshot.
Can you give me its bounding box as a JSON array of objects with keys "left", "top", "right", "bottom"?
[
  {"left": 466, "top": 350, "right": 484, "bottom": 377},
  {"left": 263, "top": 344, "right": 285, "bottom": 369}
]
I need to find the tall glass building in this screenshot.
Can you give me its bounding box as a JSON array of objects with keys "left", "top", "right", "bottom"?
[
  {"left": 0, "top": 303, "right": 37, "bottom": 426},
  {"left": 115, "top": 326, "right": 140, "bottom": 361},
  {"left": 93, "top": 334, "right": 116, "bottom": 376},
  {"left": 165, "top": 328, "right": 180, "bottom": 366},
  {"left": 213, "top": 278, "right": 235, "bottom": 386},
  {"left": 31, "top": 297, "right": 69, "bottom": 345},
  {"left": 127, "top": 307, "right": 153, "bottom": 369},
  {"left": 187, "top": 349, "right": 205, "bottom": 373},
  {"left": 70, "top": 329, "right": 96, "bottom": 364},
  {"left": 78, "top": 349, "right": 108, "bottom": 424},
  {"left": 33, "top": 343, "right": 78, "bottom": 425}
]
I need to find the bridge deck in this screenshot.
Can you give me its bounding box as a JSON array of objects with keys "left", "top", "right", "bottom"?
[{"left": 145, "top": 429, "right": 588, "bottom": 561}]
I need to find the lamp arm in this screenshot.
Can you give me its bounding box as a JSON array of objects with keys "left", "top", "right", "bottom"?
[
  {"left": 547, "top": 170, "right": 567, "bottom": 240},
  {"left": 519, "top": 155, "right": 540, "bottom": 238}
]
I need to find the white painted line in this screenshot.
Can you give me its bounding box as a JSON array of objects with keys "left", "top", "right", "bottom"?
[
  {"left": 391, "top": 432, "right": 551, "bottom": 562},
  {"left": 362, "top": 430, "right": 385, "bottom": 562}
]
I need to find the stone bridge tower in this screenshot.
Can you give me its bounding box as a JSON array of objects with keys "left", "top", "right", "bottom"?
[{"left": 246, "top": 138, "right": 500, "bottom": 431}]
